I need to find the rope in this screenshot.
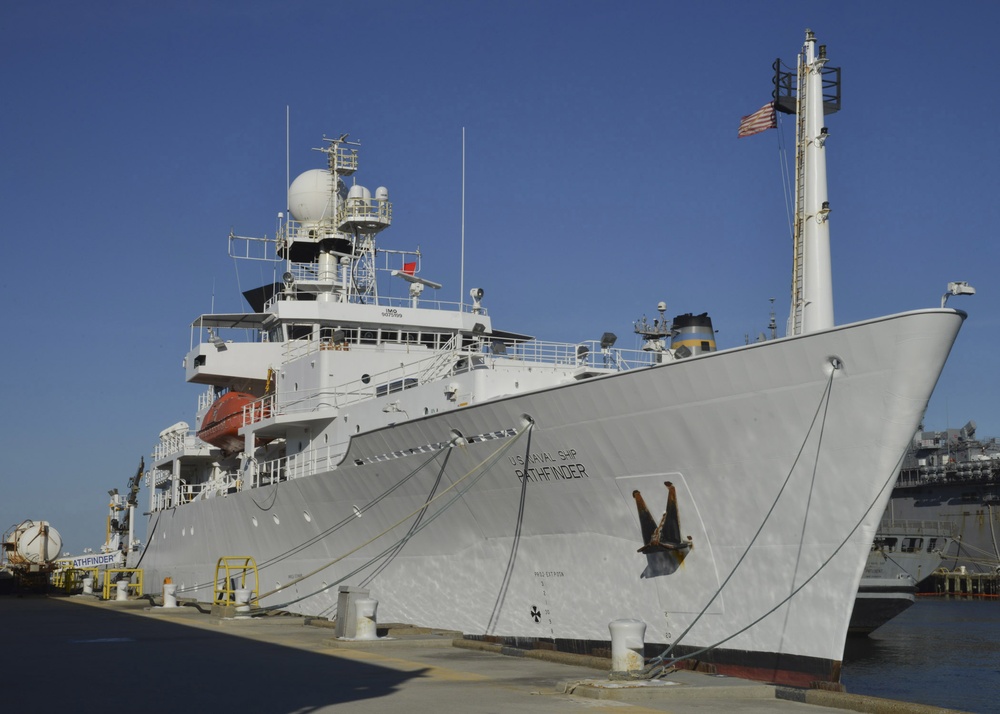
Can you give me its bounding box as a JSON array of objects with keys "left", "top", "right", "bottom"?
[
  {"left": 296, "top": 431, "right": 531, "bottom": 617},
  {"left": 251, "top": 450, "right": 442, "bottom": 569},
  {"left": 642, "top": 363, "right": 919, "bottom": 677},
  {"left": 173, "top": 448, "right": 446, "bottom": 596},
  {"left": 130, "top": 510, "right": 160, "bottom": 570},
  {"left": 990, "top": 502, "right": 999, "bottom": 564},
  {"left": 647, "top": 360, "right": 839, "bottom": 668},
  {"left": 262, "top": 424, "right": 531, "bottom": 612},
  {"left": 486, "top": 419, "right": 534, "bottom": 634},
  {"left": 359, "top": 449, "right": 453, "bottom": 588},
  {"left": 257, "top": 424, "right": 531, "bottom": 604},
  {"left": 776, "top": 111, "right": 795, "bottom": 245},
  {"left": 649, "top": 443, "right": 907, "bottom": 673}
]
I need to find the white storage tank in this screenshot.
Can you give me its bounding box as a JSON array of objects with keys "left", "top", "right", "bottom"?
[{"left": 7, "top": 520, "right": 63, "bottom": 565}]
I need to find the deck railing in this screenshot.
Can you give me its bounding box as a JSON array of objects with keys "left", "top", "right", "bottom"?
[{"left": 244, "top": 339, "right": 663, "bottom": 428}]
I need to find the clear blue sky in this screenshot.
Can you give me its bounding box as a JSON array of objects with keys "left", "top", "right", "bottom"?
[{"left": 3, "top": 1, "right": 998, "bottom": 553}]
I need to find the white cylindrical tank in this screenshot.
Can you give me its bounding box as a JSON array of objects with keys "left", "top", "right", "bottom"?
[
  {"left": 288, "top": 169, "right": 336, "bottom": 224},
  {"left": 11, "top": 521, "right": 63, "bottom": 564}
]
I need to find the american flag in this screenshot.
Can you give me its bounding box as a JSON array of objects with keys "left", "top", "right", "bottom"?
[{"left": 738, "top": 102, "right": 777, "bottom": 138}]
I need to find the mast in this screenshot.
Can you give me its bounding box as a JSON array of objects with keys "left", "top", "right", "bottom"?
[
  {"left": 274, "top": 135, "right": 393, "bottom": 305},
  {"left": 778, "top": 30, "right": 840, "bottom": 335}
]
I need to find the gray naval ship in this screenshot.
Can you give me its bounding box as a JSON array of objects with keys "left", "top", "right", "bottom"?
[{"left": 886, "top": 420, "right": 1000, "bottom": 583}]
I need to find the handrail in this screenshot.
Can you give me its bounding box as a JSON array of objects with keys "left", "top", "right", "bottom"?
[
  {"left": 878, "top": 519, "right": 958, "bottom": 537},
  {"left": 102, "top": 568, "right": 144, "bottom": 599},
  {"left": 244, "top": 340, "right": 665, "bottom": 427}
]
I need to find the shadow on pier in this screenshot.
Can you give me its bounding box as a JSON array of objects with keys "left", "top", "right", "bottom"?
[{"left": 0, "top": 594, "right": 427, "bottom": 713}]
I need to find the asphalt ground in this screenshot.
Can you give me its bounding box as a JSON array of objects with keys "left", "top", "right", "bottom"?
[{"left": 1, "top": 594, "right": 968, "bottom": 714}]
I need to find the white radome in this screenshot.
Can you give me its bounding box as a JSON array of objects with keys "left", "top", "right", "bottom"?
[{"left": 287, "top": 169, "right": 336, "bottom": 224}]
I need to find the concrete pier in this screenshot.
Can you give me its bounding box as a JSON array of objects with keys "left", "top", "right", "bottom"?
[
  {"left": 929, "top": 568, "right": 1000, "bottom": 597},
  {"left": 0, "top": 594, "right": 972, "bottom": 714}
]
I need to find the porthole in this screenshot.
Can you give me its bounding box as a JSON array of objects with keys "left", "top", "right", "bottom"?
[{"left": 361, "top": 374, "right": 371, "bottom": 384}]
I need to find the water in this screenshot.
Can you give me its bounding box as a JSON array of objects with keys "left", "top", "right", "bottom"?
[{"left": 841, "top": 598, "right": 1000, "bottom": 713}]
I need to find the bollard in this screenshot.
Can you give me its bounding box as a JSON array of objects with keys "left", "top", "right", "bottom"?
[
  {"left": 163, "top": 582, "right": 178, "bottom": 608},
  {"left": 355, "top": 597, "right": 379, "bottom": 640},
  {"left": 234, "top": 588, "right": 251, "bottom": 613},
  {"left": 334, "top": 586, "right": 370, "bottom": 638},
  {"left": 609, "top": 619, "right": 647, "bottom": 674},
  {"left": 115, "top": 580, "right": 129, "bottom": 601},
  {"left": 82, "top": 577, "right": 93, "bottom": 595}
]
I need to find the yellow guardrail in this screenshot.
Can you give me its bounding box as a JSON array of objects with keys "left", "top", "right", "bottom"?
[
  {"left": 101, "top": 568, "right": 144, "bottom": 599},
  {"left": 213, "top": 556, "right": 259, "bottom": 605},
  {"left": 52, "top": 567, "right": 101, "bottom": 593}
]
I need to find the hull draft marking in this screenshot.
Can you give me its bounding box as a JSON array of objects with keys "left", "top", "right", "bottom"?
[{"left": 531, "top": 570, "right": 562, "bottom": 638}]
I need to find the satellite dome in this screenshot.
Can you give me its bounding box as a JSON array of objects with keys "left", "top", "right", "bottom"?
[
  {"left": 288, "top": 169, "right": 335, "bottom": 223},
  {"left": 346, "top": 184, "right": 371, "bottom": 203}
]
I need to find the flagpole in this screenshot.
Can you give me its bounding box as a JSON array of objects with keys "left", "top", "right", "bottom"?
[{"left": 460, "top": 127, "right": 466, "bottom": 311}]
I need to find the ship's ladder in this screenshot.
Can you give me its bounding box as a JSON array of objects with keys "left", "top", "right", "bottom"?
[
  {"left": 352, "top": 237, "right": 377, "bottom": 300},
  {"left": 415, "top": 333, "right": 463, "bottom": 384},
  {"left": 788, "top": 55, "right": 808, "bottom": 336}
]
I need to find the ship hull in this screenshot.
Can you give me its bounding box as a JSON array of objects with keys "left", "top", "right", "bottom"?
[
  {"left": 887, "top": 484, "right": 1000, "bottom": 578},
  {"left": 848, "top": 579, "right": 916, "bottom": 635},
  {"left": 139, "top": 309, "right": 963, "bottom": 686}
]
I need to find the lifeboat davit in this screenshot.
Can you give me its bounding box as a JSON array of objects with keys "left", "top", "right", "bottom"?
[{"left": 197, "top": 392, "right": 269, "bottom": 453}]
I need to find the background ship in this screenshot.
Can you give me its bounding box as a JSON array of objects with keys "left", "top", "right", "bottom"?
[
  {"left": 849, "top": 519, "right": 953, "bottom": 635},
  {"left": 128, "top": 31, "right": 969, "bottom": 688},
  {"left": 887, "top": 421, "right": 1000, "bottom": 582}
]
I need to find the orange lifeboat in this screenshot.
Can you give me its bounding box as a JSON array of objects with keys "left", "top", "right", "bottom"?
[{"left": 197, "top": 392, "right": 269, "bottom": 453}]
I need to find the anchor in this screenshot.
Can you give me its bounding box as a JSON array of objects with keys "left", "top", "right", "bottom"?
[{"left": 633, "top": 481, "right": 693, "bottom": 555}]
